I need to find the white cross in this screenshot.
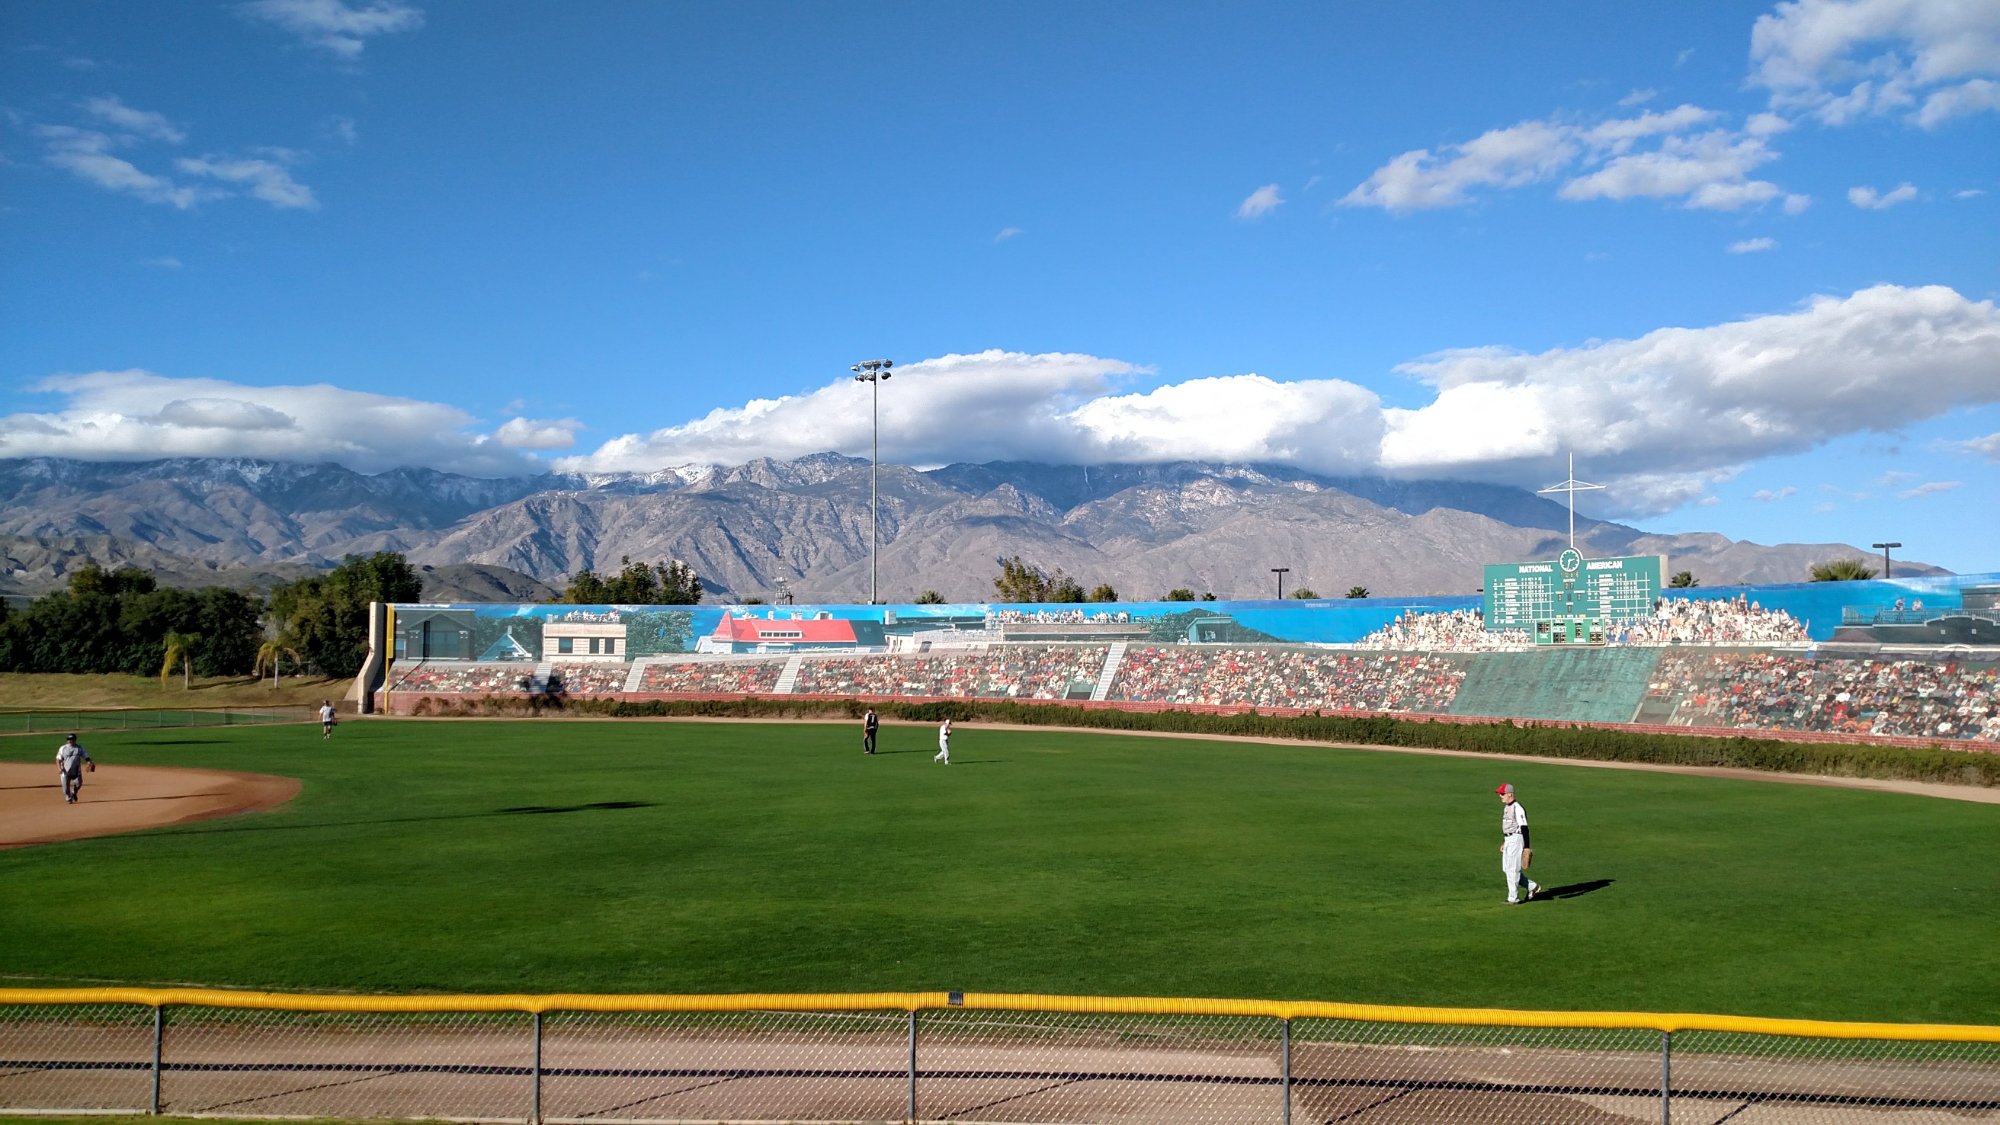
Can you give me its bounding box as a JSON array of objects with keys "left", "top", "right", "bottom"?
[{"left": 1537, "top": 452, "right": 1604, "bottom": 550}]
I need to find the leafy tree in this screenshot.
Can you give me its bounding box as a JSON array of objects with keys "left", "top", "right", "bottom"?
[
  {"left": 1201, "top": 592, "right": 1217, "bottom": 601},
  {"left": 914, "top": 590, "right": 947, "bottom": 604},
  {"left": 69, "top": 563, "right": 157, "bottom": 598},
  {"left": 1087, "top": 584, "right": 1118, "bottom": 602},
  {"left": 269, "top": 551, "right": 423, "bottom": 678},
  {"left": 992, "top": 556, "right": 1058, "bottom": 602},
  {"left": 563, "top": 569, "right": 609, "bottom": 604},
  {"left": 1668, "top": 571, "right": 1700, "bottom": 588},
  {"left": 1162, "top": 588, "right": 1197, "bottom": 601},
  {"left": 1809, "top": 559, "right": 1877, "bottom": 582},
  {"left": 0, "top": 568, "right": 260, "bottom": 677},
  {"left": 1345, "top": 586, "right": 1369, "bottom": 599},
  {"left": 656, "top": 560, "right": 704, "bottom": 604},
  {"left": 160, "top": 630, "right": 201, "bottom": 689},
  {"left": 1289, "top": 588, "right": 1318, "bottom": 599},
  {"left": 740, "top": 597, "right": 767, "bottom": 605},
  {"left": 1048, "top": 575, "right": 1086, "bottom": 603},
  {"left": 568, "top": 557, "right": 704, "bottom": 605}
]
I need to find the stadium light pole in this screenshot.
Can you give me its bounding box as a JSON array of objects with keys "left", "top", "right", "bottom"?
[
  {"left": 852, "top": 359, "right": 893, "bottom": 604},
  {"left": 1872, "top": 542, "right": 1901, "bottom": 580},
  {"left": 1272, "top": 567, "right": 1289, "bottom": 600}
]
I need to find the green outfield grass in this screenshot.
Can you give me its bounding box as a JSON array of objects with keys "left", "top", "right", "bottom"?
[{"left": 1, "top": 719, "right": 1995, "bottom": 1024}]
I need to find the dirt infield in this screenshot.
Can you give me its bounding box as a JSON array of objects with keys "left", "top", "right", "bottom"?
[{"left": 0, "top": 762, "right": 300, "bottom": 849}]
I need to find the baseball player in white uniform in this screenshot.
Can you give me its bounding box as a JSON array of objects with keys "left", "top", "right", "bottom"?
[
  {"left": 933, "top": 718, "right": 952, "bottom": 764},
  {"left": 319, "top": 700, "right": 337, "bottom": 739},
  {"left": 1497, "top": 783, "right": 1539, "bottom": 904},
  {"left": 56, "top": 734, "right": 93, "bottom": 804}
]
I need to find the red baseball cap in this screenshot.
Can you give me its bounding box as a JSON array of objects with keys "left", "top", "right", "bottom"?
[{"left": 1495, "top": 783, "right": 1514, "bottom": 795}]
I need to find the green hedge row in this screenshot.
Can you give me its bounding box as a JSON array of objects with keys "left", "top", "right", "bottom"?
[{"left": 399, "top": 694, "right": 2000, "bottom": 787}]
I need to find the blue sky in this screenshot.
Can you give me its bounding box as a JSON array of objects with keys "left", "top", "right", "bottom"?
[{"left": 3, "top": 1, "right": 1997, "bottom": 572}]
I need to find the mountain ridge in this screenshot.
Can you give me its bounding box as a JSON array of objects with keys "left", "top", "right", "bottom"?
[{"left": 0, "top": 455, "right": 1951, "bottom": 599}]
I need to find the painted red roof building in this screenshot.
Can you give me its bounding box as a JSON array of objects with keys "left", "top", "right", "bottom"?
[{"left": 697, "top": 611, "right": 860, "bottom": 654}]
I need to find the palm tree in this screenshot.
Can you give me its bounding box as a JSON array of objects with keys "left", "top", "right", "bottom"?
[
  {"left": 254, "top": 631, "right": 303, "bottom": 689},
  {"left": 1346, "top": 586, "right": 1370, "bottom": 599},
  {"left": 1289, "top": 588, "right": 1318, "bottom": 599},
  {"left": 1809, "top": 559, "right": 1877, "bottom": 582},
  {"left": 1668, "top": 571, "right": 1699, "bottom": 587},
  {"left": 160, "top": 631, "right": 202, "bottom": 689}
]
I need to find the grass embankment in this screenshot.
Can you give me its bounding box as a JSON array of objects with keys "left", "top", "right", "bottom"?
[
  {"left": 0, "top": 672, "right": 350, "bottom": 712},
  {"left": 1, "top": 720, "right": 1996, "bottom": 1024}
]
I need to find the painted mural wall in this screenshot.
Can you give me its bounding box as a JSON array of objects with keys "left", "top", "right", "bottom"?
[{"left": 387, "top": 570, "right": 2000, "bottom": 661}]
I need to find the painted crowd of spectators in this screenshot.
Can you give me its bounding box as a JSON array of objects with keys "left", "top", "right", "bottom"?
[
  {"left": 545, "top": 662, "right": 631, "bottom": 694},
  {"left": 792, "top": 645, "right": 1110, "bottom": 700},
  {"left": 1108, "top": 646, "right": 1465, "bottom": 713},
  {"left": 388, "top": 663, "right": 540, "bottom": 694},
  {"left": 1615, "top": 595, "right": 1809, "bottom": 645},
  {"left": 637, "top": 659, "right": 785, "bottom": 694},
  {"left": 1648, "top": 651, "right": 2000, "bottom": 741},
  {"left": 990, "top": 609, "right": 1132, "bottom": 625},
  {"left": 1353, "top": 609, "right": 1531, "bottom": 652}
]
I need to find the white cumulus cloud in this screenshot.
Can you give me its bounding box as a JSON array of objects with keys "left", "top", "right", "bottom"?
[
  {"left": 81, "top": 95, "right": 185, "bottom": 143},
  {"left": 1898, "top": 479, "right": 1963, "bottom": 498},
  {"left": 238, "top": 0, "right": 424, "bottom": 58},
  {"left": 37, "top": 125, "right": 209, "bottom": 209},
  {"left": 19, "top": 288, "right": 2000, "bottom": 520},
  {"left": 0, "top": 371, "right": 541, "bottom": 476},
  {"left": 1236, "top": 184, "right": 1285, "bottom": 220},
  {"left": 496, "top": 417, "right": 584, "bottom": 450},
  {"left": 1752, "top": 486, "right": 1799, "bottom": 501},
  {"left": 1377, "top": 284, "right": 2000, "bottom": 507},
  {"left": 176, "top": 154, "right": 317, "bottom": 209},
  {"left": 1344, "top": 105, "right": 1798, "bottom": 213},
  {"left": 1848, "top": 182, "right": 1919, "bottom": 208},
  {"left": 1729, "top": 237, "right": 1779, "bottom": 253},
  {"left": 1751, "top": 0, "right": 2000, "bottom": 127}
]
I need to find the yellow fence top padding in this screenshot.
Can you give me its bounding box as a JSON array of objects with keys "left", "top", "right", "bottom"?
[{"left": 1, "top": 988, "right": 1995, "bottom": 1044}]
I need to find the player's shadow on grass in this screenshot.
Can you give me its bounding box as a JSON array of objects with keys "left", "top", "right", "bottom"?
[
  {"left": 1533, "top": 878, "right": 1613, "bottom": 901},
  {"left": 498, "top": 801, "right": 657, "bottom": 815}
]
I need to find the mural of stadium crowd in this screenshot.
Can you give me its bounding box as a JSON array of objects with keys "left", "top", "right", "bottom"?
[{"left": 379, "top": 570, "right": 2000, "bottom": 744}]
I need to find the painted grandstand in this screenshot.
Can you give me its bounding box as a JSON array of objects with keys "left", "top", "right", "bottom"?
[{"left": 375, "top": 570, "right": 2000, "bottom": 748}]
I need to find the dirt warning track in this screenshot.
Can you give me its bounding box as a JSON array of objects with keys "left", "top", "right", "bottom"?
[{"left": 0, "top": 762, "right": 299, "bottom": 849}]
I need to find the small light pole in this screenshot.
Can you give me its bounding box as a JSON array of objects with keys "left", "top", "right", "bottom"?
[
  {"left": 1871, "top": 542, "right": 1900, "bottom": 580},
  {"left": 852, "top": 359, "right": 893, "bottom": 604},
  {"left": 1272, "top": 567, "right": 1290, "bottom": 600}
]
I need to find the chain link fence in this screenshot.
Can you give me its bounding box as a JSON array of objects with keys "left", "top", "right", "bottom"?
[
  {"left": 0, "top": 706, "right": 315, "bottom": 735},
  {"left": 2, "top": 991, "right": 1996, "bottom": 1123}
]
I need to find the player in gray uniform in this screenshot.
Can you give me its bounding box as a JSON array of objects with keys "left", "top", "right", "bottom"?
[
  {"left": 933, "top": 718, "right": 952, "bottom": 764},
  {"left": 1497, "top": 783, "right": 1539, "bottom": 904},
  {"left": 56, "top": 734, "right": 94, "bottom": 804}
]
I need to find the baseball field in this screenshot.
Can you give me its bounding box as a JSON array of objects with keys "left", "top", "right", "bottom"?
[{"left": 1, "top": 718, "right": 1996, "bottom": 1025}]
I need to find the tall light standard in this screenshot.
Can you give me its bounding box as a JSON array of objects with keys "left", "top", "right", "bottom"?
[
  {"left": 851, "top": 359, "right": 893, "bottom": 604},
  {"left": 1272, "top": 567, "right": 1290, "bottom": 600},
  {"left": 1872, "top": 541, "right": 1901, "bottom": 580}
]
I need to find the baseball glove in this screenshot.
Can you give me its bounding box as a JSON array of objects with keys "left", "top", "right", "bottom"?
[{"left": 87, "top": 761, "right": 96, "bottom": 773}]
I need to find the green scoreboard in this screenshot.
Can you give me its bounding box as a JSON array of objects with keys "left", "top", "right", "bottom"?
[{"left": 1483, "top": 550, "right": 1667, "bottom": 644}]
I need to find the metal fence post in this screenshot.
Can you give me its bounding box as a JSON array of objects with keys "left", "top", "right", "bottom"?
[
  {"left": 1660, "top": 1030, "right": 1672, "bottom": 1125},
  {"left": 1280, "top": 1017, "right": 1292, "bottom": 1125},
  {"left": 530, "top": 1010, "right": 543, "bottom": 1124},
  {"left": 906, "top": 1009, "right": 918, "bottom": 1124},
  {"left": 150, "top": 1005, "right": 163, "bottom": 1115}
]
